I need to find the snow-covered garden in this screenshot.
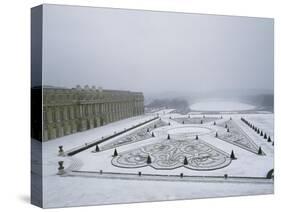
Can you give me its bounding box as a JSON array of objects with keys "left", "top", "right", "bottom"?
[{"left": 40, "top": 101, "right": 274, "bottom": 208}]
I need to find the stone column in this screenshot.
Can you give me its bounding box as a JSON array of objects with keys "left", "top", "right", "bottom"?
[
  {"left": 105, "top": 103, "right": 108, "bottom": 123},
  {"left": 108, "top": 103, "right": 111, "bottom": 122},
  {"left": 121, "top": 102, "right": 124, "bottom": 119},
  {"left": 114, "top": 103, "right": 118, "bottom": 121},
  {"left": 109, "top": 103, "right": 112, "bottom": 122},
  {"left": 124, "top": 102, "right": 127, "bottom": 117},
  {"left": 112, "top": 103, "right": 115, "bottom": 122},
  {"left": 127, "top": 102, "right": 130, "bottom": 117},
  {"left": 79, "top": 105, "right": 83, "bottom": 118}
]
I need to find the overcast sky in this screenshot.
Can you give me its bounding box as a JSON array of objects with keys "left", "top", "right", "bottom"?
[{"left": 42, "top": 4, "right": 274, "bottom": 97}]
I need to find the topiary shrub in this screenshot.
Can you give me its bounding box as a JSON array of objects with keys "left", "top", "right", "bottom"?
[
  {"left": 95, "top": 145, "right": 100, "bottom": 152},
  {"left": 113, "top": 148, "right": 118, "bottom": 157},
  {"left": 147, "top": 155, "right": 152, "bottom": 164},
  {"left": 258, "top": 147, "right": 263, "bottom": 155},
  {"left": 184, "top": 156, "right": 188, "bottom": 165},
  {"left": 230, "top": 150, "right": 236, "bottom": 159}
]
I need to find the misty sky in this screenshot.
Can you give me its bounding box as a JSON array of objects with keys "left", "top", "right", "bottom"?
[{"left": 42, "top": 4, "right": 274, "bottom": 97}]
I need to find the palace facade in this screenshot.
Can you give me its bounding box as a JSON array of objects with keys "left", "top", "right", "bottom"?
[{"left": 43, "top": 85, "right": 144, "bottom": 141}]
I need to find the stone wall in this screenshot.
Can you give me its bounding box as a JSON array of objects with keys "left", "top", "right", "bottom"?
[{"left": 43, "top": 85, "right": 144, "bottom": 141}]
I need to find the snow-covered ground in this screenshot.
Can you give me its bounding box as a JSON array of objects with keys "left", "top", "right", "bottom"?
[{"left": 40, "top": 108, "right": 274, "bottom": 208}]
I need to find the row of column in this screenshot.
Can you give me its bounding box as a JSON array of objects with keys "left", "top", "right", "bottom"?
[{"left": 43, "top": 100, "right": 144, "bottom": 141}]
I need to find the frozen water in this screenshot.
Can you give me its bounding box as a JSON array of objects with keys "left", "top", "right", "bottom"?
[{"left": 190, "top": 100, "right": 256, "bottom": 111}]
